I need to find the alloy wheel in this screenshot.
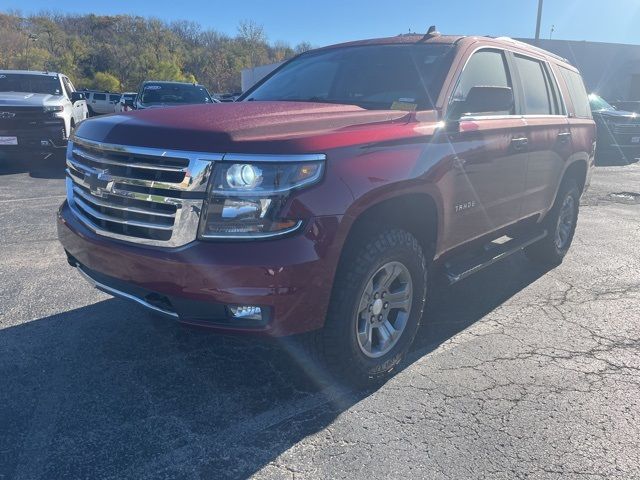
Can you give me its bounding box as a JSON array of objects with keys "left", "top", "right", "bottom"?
[
  {"left": 355, "top": 261, "right": 413, "bottom": 358},
  {"left": 555, "top": 195, "right": 576, "bottom": 250}
]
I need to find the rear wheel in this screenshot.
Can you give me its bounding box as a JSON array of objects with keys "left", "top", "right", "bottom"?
[
  {"left": 301, "top": 229, "right": 428, "bottom": 386},
  {"left": 525, "top": 179, "right": 580, "bottom": 265}
]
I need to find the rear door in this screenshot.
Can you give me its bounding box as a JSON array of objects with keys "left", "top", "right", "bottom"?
[
  {"left": 512, "top": 54, "right": 572, "bottom": 218},
  {"left": 442, "top": 48, "right": 529, "bottom": 249}
]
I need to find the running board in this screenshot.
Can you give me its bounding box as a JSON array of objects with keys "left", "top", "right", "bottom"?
[{"left": 444, "top": 230, "right": 548, "bottom": 285}]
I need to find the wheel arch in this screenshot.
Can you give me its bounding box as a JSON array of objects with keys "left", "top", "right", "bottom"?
[
  {"left": 339, "top": 193, "right": 439, "bottom": 265},
  {"left": 562, "top": 159, "right": 588, "bottom": 194}
]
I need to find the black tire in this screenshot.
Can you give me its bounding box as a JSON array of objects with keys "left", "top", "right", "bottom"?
[
  {"left": 525, "top": 179, "right": 580, "bottom": 265},
  {"left": 296, "top": 229, "right": 428, "bottom": 387}
]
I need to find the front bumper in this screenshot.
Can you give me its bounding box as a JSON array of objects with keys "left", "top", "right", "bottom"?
[
  {"left": 0, "top": 121, "right": 67, "bottom": 150},
  {"left": 57, "top": 201, "right": 344, "bottom": 336},
  {"left": 597, "top": 129, "right": 640, "bottom": 153}
]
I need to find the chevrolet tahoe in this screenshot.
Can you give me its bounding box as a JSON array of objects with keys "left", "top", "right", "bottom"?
[{"left": 58, "top": 32, "right": 596, "bottom": 384}]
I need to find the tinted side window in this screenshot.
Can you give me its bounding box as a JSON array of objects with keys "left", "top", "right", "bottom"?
[
  {"left": 109, "top": 94, "right": 121, "bottom": 102},
  {"left": 93, "top": 93, "right": 106, "bottom": 101},
  {"left": 514, "top": 55, "right": 553, "bottom": 115},
  {"left": 560, "top": 68, "right": 591, "bottom": 118},
  {"left": 451, "top": 50, "right": 512, "bottom": 116}
]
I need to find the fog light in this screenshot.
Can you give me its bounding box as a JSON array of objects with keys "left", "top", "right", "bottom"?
[{"left": 229, "top": 305, "right": 263, "bottom": 321}]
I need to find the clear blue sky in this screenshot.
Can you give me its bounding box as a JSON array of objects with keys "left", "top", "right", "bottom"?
[{"left": 4, "top": 0, "right": 640, "bottom": 47}]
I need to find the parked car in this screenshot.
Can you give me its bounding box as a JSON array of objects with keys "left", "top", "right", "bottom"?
[
  {"left": 218, "top": 92, "right": 242, "bottom": 102},
  {"left": 589, "top": 93, "right": 640, "bottom": 161},
  {"left": 115, "top": 92, "right": 136, "bottom": 113},
  {"left": 133, "top": 81, "right": 216, "bottom": 110},
  {"left": 58, "top": 31, "right": 595, "bottom": 385},
  {"left": 610, "top": 100, "right": 640, "bottom": 113},
  {"left": 84, "top": 91, "right": 121, "bottom": 116},
  {"left": 0, "top": 69, "right": 88, "bottom": 155}
]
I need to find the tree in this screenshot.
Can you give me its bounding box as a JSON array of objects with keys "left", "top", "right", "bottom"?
[
  {"left": 147, "top": 61, "right": 196, "bottom": 83},
  {"left": 92, "top": 71, "right": 120, "bottom": 91},
  {"left": 0, "top": 12, "right": 307, "bottom": 93}
]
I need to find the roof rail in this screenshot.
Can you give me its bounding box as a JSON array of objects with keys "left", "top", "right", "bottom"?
[{"left": 491, "top": 36, "right": 569, "bottom": 63}]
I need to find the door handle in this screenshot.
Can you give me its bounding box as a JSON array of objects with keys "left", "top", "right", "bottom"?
[
  {"left": 557, "top": 132, "right": 572, "bottom": 142},
  {"left": 453, "top": 156, "right": 467, "bottom": 171},
  {"left": 511, "top": 137, "right": 528, "bottom": 151}
]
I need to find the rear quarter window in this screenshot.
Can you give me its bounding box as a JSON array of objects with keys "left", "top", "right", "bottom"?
[{"left": 560, "top": 68, "right": 591, "bottom": 119}]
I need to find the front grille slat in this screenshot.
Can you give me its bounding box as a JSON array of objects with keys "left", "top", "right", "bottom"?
[
  {"left": 73, "top": 195, "right": 174, "bottom": 230},
  {"left": 66, "top": 136, "right": 221, "bottom": 247},
  {"left": 613, "top": 124, "right": 640, "bottom": 135},
  {"left": 72, "top": 186, "right": 176, "bottom": 219},
  {"left": 71, "top": 148, "right": 187, "bottom": 172},
  {"left": 67, "top": 157, "right": 187, "bottom": 190}
]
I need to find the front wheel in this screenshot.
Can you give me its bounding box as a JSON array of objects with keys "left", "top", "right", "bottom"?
[{"left": 307, "top": 229, "right": 428, "bottom": 386}]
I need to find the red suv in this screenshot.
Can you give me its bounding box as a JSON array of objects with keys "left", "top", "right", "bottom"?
[{"left": 58, "top": 32, "right": 595, "bottom": 384}]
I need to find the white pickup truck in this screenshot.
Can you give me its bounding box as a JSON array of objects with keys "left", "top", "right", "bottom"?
[{"left": 0, "top": 70, "right": 88, "bottom": 154}]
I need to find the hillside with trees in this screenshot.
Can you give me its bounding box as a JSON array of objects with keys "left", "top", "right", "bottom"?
[{"left": 0, "top": 11, "right": 312, "bottom": 93}]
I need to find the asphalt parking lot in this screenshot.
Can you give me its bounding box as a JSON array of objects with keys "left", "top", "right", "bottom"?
[{"left": 1, "top": 153, "right": 639, "bottom": 480}]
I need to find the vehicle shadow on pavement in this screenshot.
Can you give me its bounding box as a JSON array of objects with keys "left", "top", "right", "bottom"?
[
  {"left": 595, "top": 152, "right": 639, "bottom": 166},
  {"left": 0, "top": 254, "right": 550, "bottom": 480},
  {"left": 0, "top": 156, "right": 66, "bottom": 179}
]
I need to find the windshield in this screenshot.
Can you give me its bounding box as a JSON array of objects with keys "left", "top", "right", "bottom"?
[
  {"left": 242, "top": 44, "right": 455, "bottom": 110},
  {"left": 139, "top": 83, "right": 212, "bottom": 105},
  {"left": 0, "top": 73, "right": 62, "bottom": 95},
  {"left": 588, "top": 93, "right": 615, "bottom": 111}
]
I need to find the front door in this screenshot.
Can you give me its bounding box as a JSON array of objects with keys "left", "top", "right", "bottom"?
[{"left": 440, "top": 48, "right": 529, "bottom": 250}]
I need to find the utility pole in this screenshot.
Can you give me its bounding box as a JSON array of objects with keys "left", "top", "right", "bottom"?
[
  {"left": 26, "top": 34, "right": 37, "bottom": 70},
  {"left": 535, "top": 0, "right": 544, "bottom": 40}
]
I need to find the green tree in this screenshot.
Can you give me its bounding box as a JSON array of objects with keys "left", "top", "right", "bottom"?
[
  {"left": 0, "top": 12, "right": 308, "bottom": 93},
  {"left": 92, "top": 71, "right": 121, "bottom": 91},
  {"left": 147, "top": 61, "right": 196, "bottom": 83}
]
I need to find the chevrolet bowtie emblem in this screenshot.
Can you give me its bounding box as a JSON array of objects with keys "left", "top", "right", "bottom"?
[{"left": 85, "top": 170, "right": 114, "bottom": 197}]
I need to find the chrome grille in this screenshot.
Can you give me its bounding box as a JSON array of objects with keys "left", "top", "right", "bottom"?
[
  {"left": 613, "top": 123, "right": 640, "bottom": 135},
  {"left": 66, "top": 136, "right": 222, "bottom": 247}
]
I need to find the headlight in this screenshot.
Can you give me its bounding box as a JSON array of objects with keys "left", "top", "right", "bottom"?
[
  {"left": 43, "top": 105, "right": 64, "bottom": 113},
  {"left": 198, "top": 159, "right": 325, "bottom": 239}
]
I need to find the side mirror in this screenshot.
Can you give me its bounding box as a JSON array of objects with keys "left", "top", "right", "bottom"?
[
  {"left": 450, "top": 86, "right": 514, "bottom": 119},
  {"left": 71, "top": 92, "right": 85, "bottom": 103}
]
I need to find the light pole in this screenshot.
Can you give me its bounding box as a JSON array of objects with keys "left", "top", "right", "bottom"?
[
  {"left": 25, "top": 33, "right": 37, "bottom": 70},
  {"left": 535, "top": 0, "right": 544, "bottom": 40}
]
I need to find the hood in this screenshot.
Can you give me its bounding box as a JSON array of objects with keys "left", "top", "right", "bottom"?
[
  {"left": 0, "top": 92, "right": 63, "bottom": 107},
  {"left": 593, "top": 109, "right": 640, "bottom": 122},
  {"left": 74, "top": 101, "right": 421, "bottom": 154}
]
